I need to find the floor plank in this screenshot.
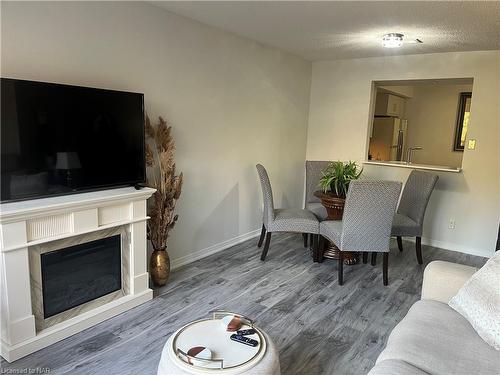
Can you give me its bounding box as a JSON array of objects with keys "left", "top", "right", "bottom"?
[{"left": 0, "top": 233, "right": 487, "bottom": 375}]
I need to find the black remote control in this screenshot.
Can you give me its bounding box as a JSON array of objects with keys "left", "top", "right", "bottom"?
[
  {"left": 236, "top": 329, "right": 256, "bottom": 336},
  {"left": 230, "top": 334, "right": 258, "bottom": 347}
]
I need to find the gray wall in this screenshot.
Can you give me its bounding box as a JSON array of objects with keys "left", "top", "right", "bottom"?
[
  {"left": 306, "top": 51, "right": 500, "bottom": 257},
  {"left": 1, "top": 1, "right": 312, "bottom": 266}
]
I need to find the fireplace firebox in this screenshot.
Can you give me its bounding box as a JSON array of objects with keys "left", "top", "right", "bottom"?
[{"left": 41, "top": 235, "right": 122, "bottom": 318}]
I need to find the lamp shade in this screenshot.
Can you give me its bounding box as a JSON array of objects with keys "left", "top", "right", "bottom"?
[{"left": 55, "top": 152, "right": 81, "bottom": 170}]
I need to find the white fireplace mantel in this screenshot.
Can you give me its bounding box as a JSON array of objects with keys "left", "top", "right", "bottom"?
[{"left": 0, "top": 187, "right": 155, "bottom": 362}]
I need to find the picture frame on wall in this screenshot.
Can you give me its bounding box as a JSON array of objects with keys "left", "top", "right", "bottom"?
[{"left": 454, "top": 92, "right": 472, "bottom": 151}]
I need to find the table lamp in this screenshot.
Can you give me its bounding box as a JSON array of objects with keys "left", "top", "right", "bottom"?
[{"left": 55, "top": 152, "right": 81, "bottom": 187}]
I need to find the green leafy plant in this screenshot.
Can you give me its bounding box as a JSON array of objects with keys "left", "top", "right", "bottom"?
[{"left": 319, "top": 161, "right": 363, "bottom": 198}]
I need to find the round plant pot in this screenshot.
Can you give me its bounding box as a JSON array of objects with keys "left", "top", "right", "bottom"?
[
  {"left": 150, "top": 249, "right": 170, "bottom": 286},
  {"left": 321, "top": 193, "right": 345, "bottom": 220}
]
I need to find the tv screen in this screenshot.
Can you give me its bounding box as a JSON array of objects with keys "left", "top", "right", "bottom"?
[{"left": 1, "top": 78, "right": 145, "bottom": 202}]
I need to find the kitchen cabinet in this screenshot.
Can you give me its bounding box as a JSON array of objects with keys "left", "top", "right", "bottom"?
[{"left": 374, "top": 93, "right": 405, "bottom": 117}]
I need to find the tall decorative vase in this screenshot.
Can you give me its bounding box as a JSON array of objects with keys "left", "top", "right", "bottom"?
[{"left": 150, "top": 248, "right": 170, "bottom": 286}]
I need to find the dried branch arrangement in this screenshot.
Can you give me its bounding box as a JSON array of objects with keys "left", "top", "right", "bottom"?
[{"left": 145, "top": 116, "right": 183, "bottom": 251}]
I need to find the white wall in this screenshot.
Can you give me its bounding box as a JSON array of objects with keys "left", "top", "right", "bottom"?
[
  {"left": 307, "top": 51, "right": 500, "bottom": 257},
  {"left": 405, "top": 83, "right": 473, "bottom": 168},
  {"left": 1, "top": 1, "right": 312, "bottom": 266}
]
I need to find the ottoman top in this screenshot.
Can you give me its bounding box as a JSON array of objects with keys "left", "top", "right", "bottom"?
[{"left": 168, "top": 314, "right": 267, "bottom": 374}]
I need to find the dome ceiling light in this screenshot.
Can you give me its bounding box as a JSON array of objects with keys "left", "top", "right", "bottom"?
[
  {"left": 382, "top": 33, "right": 423, "bottom": 48},
  {"left": 382, "top": 33, "right": 404, "bottom": 48}
]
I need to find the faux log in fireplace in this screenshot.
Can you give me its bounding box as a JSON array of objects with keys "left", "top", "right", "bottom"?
[{"left": 41, "top": 235, "right": 122, "bottom": 318}]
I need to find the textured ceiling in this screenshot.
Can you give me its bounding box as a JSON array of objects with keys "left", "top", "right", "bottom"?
[{"left": 153, "top": 1, "right": 500, "bottom": 61}]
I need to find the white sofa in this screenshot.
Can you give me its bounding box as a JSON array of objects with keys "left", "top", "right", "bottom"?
[{"left": 368, "top": 260, "right": 500, "bottom": 375}]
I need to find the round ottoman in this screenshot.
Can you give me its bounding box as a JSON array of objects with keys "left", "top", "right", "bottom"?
[{"left": 157, "top": 314, "right": 280, "bottom": 375}]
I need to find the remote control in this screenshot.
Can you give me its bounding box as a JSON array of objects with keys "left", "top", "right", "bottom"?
[
  {"left": 230, "top": 334, "right": 259, "bottom": 347},
  {"left": 236, "top": 329, "right": 256, "bottom": 336}
]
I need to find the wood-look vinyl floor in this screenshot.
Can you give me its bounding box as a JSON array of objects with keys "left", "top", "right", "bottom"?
[{"left": 1, "top": 233, "right": 486, "bottom": 375}]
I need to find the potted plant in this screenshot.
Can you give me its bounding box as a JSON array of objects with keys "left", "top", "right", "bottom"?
[
  {"left": 319, "top": 161, "right": 362, "bottom": 197},
  {"left": 318, "top": 161, "right": 362, "bottom": 219},
  {"left": 145, "top": 116, "right": 183, "bottom": 286}
]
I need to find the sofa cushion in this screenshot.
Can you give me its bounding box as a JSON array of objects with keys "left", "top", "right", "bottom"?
[
  {"left": 375, "top": 299, "right": 500, "bottom": 375},
  {"left": 449, "top": 251, "right": 500, "bottom": 351},
  {"left": 368, "top": 359, "right": 430, "bottom": 375},
  {"left": 421, "top": 261, "right": 477, "bottom": 303}
]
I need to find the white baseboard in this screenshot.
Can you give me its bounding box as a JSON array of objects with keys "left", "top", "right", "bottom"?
[
  {"left": 404, "top": 236, "right": 493, "bottom": 258},
  {"left": 170, "top": 230, "right": 493, "bottom": 271},
  {"left": 170, "top": 229, "right": 262, "bottom": 270}
]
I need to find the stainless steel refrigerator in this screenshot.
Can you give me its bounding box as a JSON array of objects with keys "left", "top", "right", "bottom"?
[{"left": 369, "top": 117, "right": 408, "bottom": 161}]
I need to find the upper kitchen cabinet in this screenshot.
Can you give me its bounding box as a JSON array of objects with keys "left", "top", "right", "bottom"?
[{"left": 374, "top": 92, "right": 405, "bottom": 117}]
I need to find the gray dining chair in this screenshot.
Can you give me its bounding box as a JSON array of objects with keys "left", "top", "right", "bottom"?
[
  {"left": 305, "top": 161, "right": 330, "bottom": 221},
  {"left": 391, "top": 170, "right": 439, "bottom": 264},
  {"left": 256, "top": 164, "right": 320, "bottom": 260},
  {"left": 303, "top": 161, "right": 330, "bottom": 247},
  {"left": 319, "top": 180, "right": 402, "bottom": 285}
]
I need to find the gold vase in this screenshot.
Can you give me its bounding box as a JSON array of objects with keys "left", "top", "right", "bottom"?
[{"left": 150, "top": 248, "right": 170, "bottom": 286}]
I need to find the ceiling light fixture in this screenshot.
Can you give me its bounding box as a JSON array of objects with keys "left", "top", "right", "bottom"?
[{"left": 382, "top": 33, "right": 404, "bottom": 48}]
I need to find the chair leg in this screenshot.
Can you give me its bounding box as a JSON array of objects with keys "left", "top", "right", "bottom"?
[
  {"left": 302, "top": 233, "right": 308, "bottom": 248},
  {"left": 260, "top": 232, "right": 272, "bottom": 261},
  {"left": 383, "top": 253, "right": 389, "bottom": 286},
  {"left": 318, "top": 236, "right": 325, "bottom": 263},
  {"left": 415, "top": 236, "right": 423, "bottom": 265},
  {"left": 397, "top": 236, "right": 403, "bottom": 252},
  {"left": 362, "top": 252, "right": 368, "bottom": 264},
  {"left": 371, "top": 252, "right": 377, "bottom": 266},
  {"left": 257, "top": 224, "right": 266, "bottom": 248},
  {"left": 338, "top": 251, "right": 344, "bottom": 285},
  {"left": 312, "top": 234, "right": 319, "bottom": 262}
]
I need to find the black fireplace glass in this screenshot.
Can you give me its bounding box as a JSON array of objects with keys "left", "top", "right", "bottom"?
[{"left": 41, "top": 235, "right": 121, "bottom": 318}]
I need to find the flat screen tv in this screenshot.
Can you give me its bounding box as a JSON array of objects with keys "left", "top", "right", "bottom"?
[{"left": 1, "top": 78, "right": 145, "bottom": 202}]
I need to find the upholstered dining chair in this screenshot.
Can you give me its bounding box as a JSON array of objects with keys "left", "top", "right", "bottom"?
[
  {"left": 305, "top": 161, "right": 331, "bottom": 221},
  {"left": 319, "top": 180, "right": 402, "bottom": 285},
  {"left": 256, "top": 164, "right": 320, "bottom": 261},
  {"left": 391, "top": 170, "right": 439, "bottom": 264},
  {"left": 303, "top": 161, "right": 330, "bottom": 247}
]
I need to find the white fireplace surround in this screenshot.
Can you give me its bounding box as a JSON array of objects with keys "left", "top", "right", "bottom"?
[{"left": 0, "top": 187, "right": 155, "bottom": 362}]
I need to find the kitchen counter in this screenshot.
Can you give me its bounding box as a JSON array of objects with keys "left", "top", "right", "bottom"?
[{"left": 363, "top": 160, "right": 462, "bottom": 173}]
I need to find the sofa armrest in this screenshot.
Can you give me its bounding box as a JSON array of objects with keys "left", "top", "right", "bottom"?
[{"left": 421, "top": 261, "right": 477, "bottom": 303}]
